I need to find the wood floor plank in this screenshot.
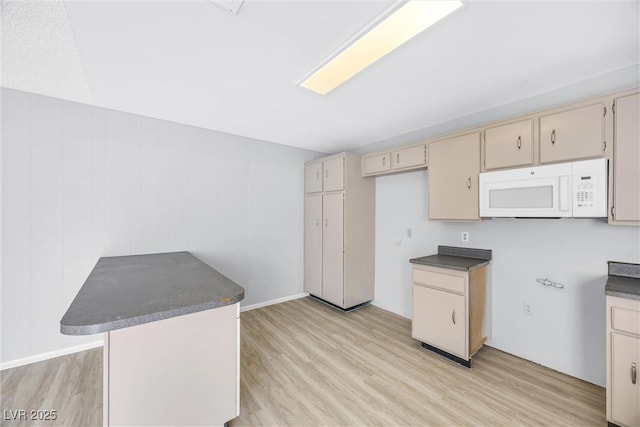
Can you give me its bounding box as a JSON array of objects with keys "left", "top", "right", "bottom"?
[{"left": 1, "top": 297, "right": 605, "bottom": 426}]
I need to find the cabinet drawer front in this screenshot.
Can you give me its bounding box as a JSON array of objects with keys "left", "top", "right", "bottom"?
[
  {"left": 392, "top": 145, "right": 427, "bottom": 170},
  {"left": 363, "top": 153, "right": 391, "bottom": 175},
  {"left": 304, "top": 162, "right": 323, "bottom": 193},
  {"left": 539, "top": 104, "right": 604, "bottom": 164},
  {"left": 413, "top": 268, "right": 465, "bottom": 294},
  {"left": 323, "top": 157, "right": 344, "bottom": 192},
  {"left": 412, "top": 285, "right": 466, "bottom": 359},
  {"left": 611, "top": 332, "right": 640, "bottom": 427},
  {"left": 484, "top": 119, "right": 534, "bottom": 170},
  {"left": 612, "top": 306, "right": 640, "bottom": 336}
]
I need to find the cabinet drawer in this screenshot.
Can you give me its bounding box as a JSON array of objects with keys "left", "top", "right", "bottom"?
[
  {"left": 413, "top": 268, "right": 465, "bottom": 294},
  {"left": 484, "top": 119, "right": 534, "bottom": 170},
  {"left": 363, "top": 153, "right": 391, "bottom": 175},
  {"left": 539, "top": 103, "right": 604, "bottom": 164},
  {"left": 612, "top": 306, "right": 640, "bottom": 336},
  {"left": 412, "top": 285, "right": 466, "bottom": 359},
  {"left": 392, "top": 145, "right": 426, "bottom": 170}
]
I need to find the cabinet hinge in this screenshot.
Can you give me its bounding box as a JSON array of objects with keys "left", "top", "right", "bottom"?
[
  {"left": 603, "top": 106, "right": 607, "bottom": 117},
  {"left": 611, "top": 206, "right": 615, "bottom": 218},
  {"left": 612, "top": 101, "right": 616, "bottom": 114},
  {"left": 603, "top": 140, "right": 607, "bottom": 152}
]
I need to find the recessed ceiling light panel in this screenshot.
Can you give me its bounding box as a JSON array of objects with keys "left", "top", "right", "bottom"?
[
  {"left": 208, "top": 0, "right": 244, "bottom": 15},
  {"left": 299, "top": 0, "right": 463, "bottom": 95}
]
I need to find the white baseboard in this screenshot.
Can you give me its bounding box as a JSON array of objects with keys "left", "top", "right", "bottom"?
[
  {"left": 0, "top": 340, "right": 103, "bottom": 371},
  {"left": 241, "top": 292, "right": 308, "bottom": 312},
  {"left": 1, "top": 294, "right": 308, "bottom": 370},
  {"left": 370, "top": 301, "right": 412, "bottom": 319}
]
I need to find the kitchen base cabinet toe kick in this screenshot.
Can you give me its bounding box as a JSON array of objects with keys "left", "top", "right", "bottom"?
[{"left": 410, "top": 246, "right": 492, "bottom": 368}]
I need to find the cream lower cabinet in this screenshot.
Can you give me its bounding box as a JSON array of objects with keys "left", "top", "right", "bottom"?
[
  {"left": 611, "top": 92, "right": 640, "bottom": 224},
  {"left": 304, "top": 153, "right": 375, "bottom": 309},
  {"left": 411, "top": 264, "right": 488, "bottom": 367},
  {"left": 607, "top": 295, "right": 640, "bottom": 427},
  {"left": 428, "top": 132, "right": 480, "bottom": 221}
]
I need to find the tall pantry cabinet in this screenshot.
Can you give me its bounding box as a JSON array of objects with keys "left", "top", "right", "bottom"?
[{"left": 304, "top": 152, "right": 375, "bottom": 309}]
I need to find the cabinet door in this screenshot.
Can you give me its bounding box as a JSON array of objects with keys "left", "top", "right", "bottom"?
[
  {"left": 611, "top": 332, "right": 640, "bottom": 426},
  {"left": 539, "top": 104, "right": 604, "bottom": 164},
  {"left": 412, "top": 284, "right": 466, "bottom": 358},
  {"left": 304, "top": 195, "right": 322, "bottom": 297},
  {"left": 304, "top": 162, "right": 323, "bottom": 194},
  {"left": 613, "top": 93, "right": 640, "bottom": 222},
  {"left": 428, "top": 133, "right": 480, "bottom": 220},
  {"left": 484, "top": 119, "right": 534, "bottom": 170},
  {"left": 323, "top": 157, "right": 344, "bottom": 192},
  {"left": 363, "top": 152, "right": 391, "bottom": 175},
  {"left": 392, "top": 145, "right": 427, "bottom": 170},
  {"left": 322, "top": 193, "right": 344, "bottom": 306}
]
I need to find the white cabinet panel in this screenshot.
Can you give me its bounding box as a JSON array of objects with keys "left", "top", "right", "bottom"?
[
  {"left": 323, "top": 157, "right": 344, "bottom": 192},
  {"left": 322, "top": 192, "right": 344, "bottom": 306},
  {"left": 305, "top": 162, "right": 323, "bottom": 193},
  {"left": 304, "top": 195, "right": 323, "bottom": 297},
  {"left": 412, "top": 284, "right": 466, "bottom": 358}
]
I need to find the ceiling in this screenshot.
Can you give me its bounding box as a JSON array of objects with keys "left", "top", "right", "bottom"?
[{"left": 2, "top": 0, "right": 639, "bottom": 153}]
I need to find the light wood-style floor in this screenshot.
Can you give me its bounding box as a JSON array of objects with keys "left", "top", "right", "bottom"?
[{"left": 1, "top": 297, "right": 605, "bottom": 426}]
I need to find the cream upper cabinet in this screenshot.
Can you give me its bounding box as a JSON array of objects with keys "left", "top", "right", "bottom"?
[
  {"left": 361, "top": 143, "right": 427, "bottom": 177},
  {"left": 392, "top": 144, "right": 427, "bottom": 171},
  {"left": 607, "top": 295, "right": 640, "bottom": 427},
  {"left": 363, "top": 152, "right": 391, "bottom": 175},
  {"left": 304, "top": 162, "right": 323, "bottom": 194},
  {"left": 323, "top": 157, "right": 344, "bottom": 192},
  {"left": 484, "top": 119, "right": 534, "bottom": 170},
  {"left": 428, "top": 133, "right": 480, "bottom": 221},
  {"left": 304, "top": 153, "right": 375, "bottom": 310},
  {"left": 612, "top": 92, "right": 640, "bottom": 223},
  {"left": 539, "top": 103, "right": 605, "bottom": 164}
]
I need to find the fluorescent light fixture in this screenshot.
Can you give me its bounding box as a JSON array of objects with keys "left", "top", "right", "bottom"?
[{"left": 299, "top": 0, "right": 463, "bottom": 95}]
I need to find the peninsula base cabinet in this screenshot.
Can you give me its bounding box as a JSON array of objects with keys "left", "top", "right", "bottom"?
[
  {"left": 103, "top": 304, "right": 240, "bottom": 426},
  {"left": 412, "top": 264, "right": 488, "bottom": 367},
  {"left": 304, "top": 152, "right": 375, "bottom": 309},
  {"left": 606, "top": 296, "right": 640, "bottom": 427}
]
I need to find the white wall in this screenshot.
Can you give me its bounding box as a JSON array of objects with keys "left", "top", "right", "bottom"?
[
  {"left": 373, "top": 170, "right": 640, "bottom": 387},
  {"left": 1, "top": 88, "right": 322, "bottom": 365}
]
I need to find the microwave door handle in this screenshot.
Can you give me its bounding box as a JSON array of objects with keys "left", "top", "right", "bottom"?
[{"left": 559, "top": 176, "right": 570, "bottom": 211}]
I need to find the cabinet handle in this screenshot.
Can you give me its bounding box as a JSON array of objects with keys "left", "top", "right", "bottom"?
[
  {"left": 551, "top": 129, "right": 556, "bottom": 145},
  {"left": 632, "top": 362, "right": 637, "bottom": 385},
  {"left": 316, "top": 171, "right": 319, "bottom": 179},
  {"left": 382, "top": 156, "right": 386, "bottom": 166},
  {"left": 467, "top": 177, "right": 472, "bottom": 189},
  {"left": 325, "top": 170, "right": 328, "bottom": 178},
  {"left": 315, "top": 218, "right": 319, "bottom": 227},
  {"left": 451, "top": 309, "right": 456, "bottom": 324},
  {"left": 517, "top": 136, "right": 522, "bottom": 150},
  {"left": 396, "top": 153, "right": 400, "bottom": 164},
  {"left": 325, "top": 218, "right": 328, "bottom": 227}
]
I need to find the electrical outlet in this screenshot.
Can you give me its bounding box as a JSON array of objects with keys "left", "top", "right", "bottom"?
[
  {"left": 523, "top": 302, "right": 534, "bottom": 316},
  {"left": 461, "top": 231, "right": 469, "bottom": 242},
  {"left": 407, "top": 228, "right": 412, "bottom": 238}
]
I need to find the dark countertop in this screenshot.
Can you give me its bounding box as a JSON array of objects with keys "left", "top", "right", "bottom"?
[
  {"left": 605, "top": 261, "right": 640, "bottom": 301},
  {"left": 410, "top": 246, "right": 492, "bottom": 271},
  {"left": 60, "top": 251, "right": 245, "bottom": 335}
]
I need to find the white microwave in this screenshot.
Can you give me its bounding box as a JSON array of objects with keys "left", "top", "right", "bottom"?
[{"left": 479, "top": 158, "right": 608, "bottom": 218}]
